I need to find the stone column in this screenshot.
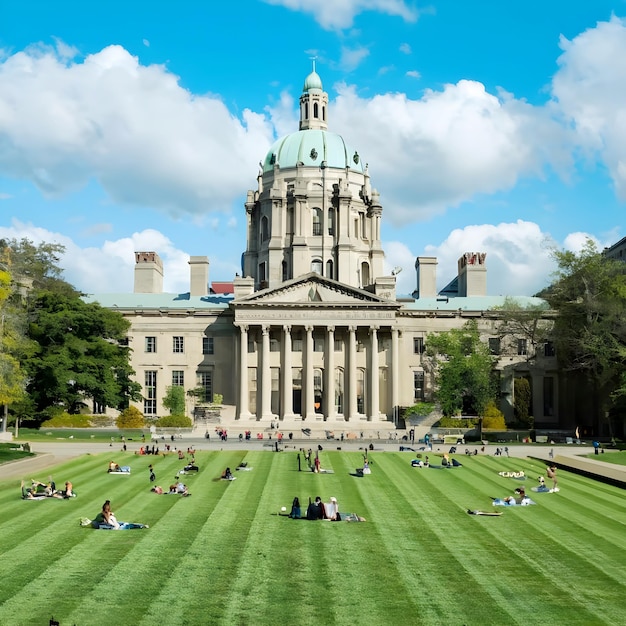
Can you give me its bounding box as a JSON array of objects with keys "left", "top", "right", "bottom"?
[
  {"left": 391, "top": 327, "right": 400, "bottom": 425},
  {"left": 238, "top": 325, "right": 252, "bottom": 419},
  {"left": 282, "top": 325, "right": 295, "bottom": 420},
  {"left": 325, "top": 326, "right": 335, "bottom": 421},
  {"left": 369, "top": 326, "right": 379, "bottom": 421},
  {"left": 304, "top": 325, "right": 315, "bottom": 420},
  {"left": 260, "top": 325, "right": 272, "bottom": 420},
  {"left": 348, "top": 325, "right": 358, "bottom": 420}
]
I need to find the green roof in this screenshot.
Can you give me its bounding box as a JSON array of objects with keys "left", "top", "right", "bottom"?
[{"left": 82, "top": 292, "right": 233, "bottom": 310}]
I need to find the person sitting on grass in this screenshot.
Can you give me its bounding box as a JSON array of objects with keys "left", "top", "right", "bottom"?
[
  {"left": 306, "top": 496, "right": 325, "bottom": 520},
  {"left": 221, "top": 467, "right": 235, "bottom": 481},
  {"left": 21, "top": 480, "right": 46, "bottom": 499},
  {"left": 82, "top": 499, "right": 149, "bottom": 530},
  {"left": 289, "top": 497, "right": 301, "bottom": 519},
  {"left": 53, "top": 481, "right": 76, "bottom": 499},
  {"left": 108, "top": 461, "right": 121, "bottom": 473}
]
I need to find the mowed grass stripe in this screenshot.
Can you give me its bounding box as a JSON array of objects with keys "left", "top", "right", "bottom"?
[
  {"left": 134, "top": 451, "right": 271, "bottom": 626},
  {"left": 0, "top": 450, "right": 625, "bottom": 626},
  {"left": 365, "top": 454, "right": 526, "bottom": 625},
  {"left": 69, "top": 451, "right": 246, "bottom": 626}
]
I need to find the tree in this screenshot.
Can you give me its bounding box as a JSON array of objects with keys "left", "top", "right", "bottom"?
[
  {"left": 426, "top": 320, "right": 497, "bottom": 417},
  {"left": 26, "top": 291, "right": 142, "bottom": 420},
  {"left": 514, "top": 377, "right": 532, "bottom": 428},
  {"left": 162, "top": 385, "right": 186, "bottom": 416},
  {"left": 492, "top": 297, "right": 554, "bottom": 363},
  {"left": 541, "top": 239, "right": 626, "bottom": 436},
  {"left": 0, "top": 239, "right": 143, "bottom": 424},
  {"left": 0, "top": 262, "right": 29, "bottom": 431}
]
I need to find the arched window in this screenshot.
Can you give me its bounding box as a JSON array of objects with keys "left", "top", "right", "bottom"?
[
  {"left": 313, "top": 102, "right": 319, "bottom": 118},
  {"left": 312, "top": 207, "right": 322, "bottom": 235},
  {"left": 360, "top": 262, "right": 370, "bottom": 287},
  {"left": 311, "top": 259, "right": 323, "bottom": 275},
  {"left": 305, "top": 102, "right": 309, "bottom": 119},
  {"left": 328, "top": 207, "right": 335, "bottom": 235},
  {"left": 326, "top": 259, "right": 334, "bottom": 279},
  {"left": 322, "top": 105, "right": 326, "bottom": 121},
  {"left": 261, "top": 215, "right": 269, "bottom": 242}
]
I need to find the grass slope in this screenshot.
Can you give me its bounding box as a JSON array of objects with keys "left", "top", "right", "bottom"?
[{"left": 0, "top": 451, "right": 625, "bottom": 626}]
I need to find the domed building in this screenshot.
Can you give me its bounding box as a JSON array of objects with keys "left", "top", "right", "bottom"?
[{"left": 87, "top": 67, "right": 563, "bottom": 435}]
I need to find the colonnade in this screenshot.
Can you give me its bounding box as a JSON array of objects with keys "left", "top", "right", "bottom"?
[{"left": 235, "top": 323, "right": 400, "bottom": 422}]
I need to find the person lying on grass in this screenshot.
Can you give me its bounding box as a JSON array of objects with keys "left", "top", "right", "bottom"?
[
  {"left": 492, "top": 487, "right": 534, "bottom": 506},
  {"left": 21, "top": 479, "right": 75, "bottom": 499},
  {"left": 82, "top": 500, "right": 148, "bottom": 529}
]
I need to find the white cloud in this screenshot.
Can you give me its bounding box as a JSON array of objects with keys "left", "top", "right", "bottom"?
[
  {"left": 405, "top": 70, "right": 421, "bottom": 79},
  {"left": 263, "top": 0, "right": 418, "bottom": 30},
  {"left": 0, "top": 43, "right": 275, "bottom": 218},
  {"left": 552, "top": 16, "right": 626, "bottom": 200},
  {"left": 331, "top": 80, "right": 572, "bottom": 225},
  {"left": 0, "top": 220, "right": 239, "bottom": 294},
  {"left": 385, "top": 221, "right": 560, "bottom": 297},
  {"left": 339, "top": 45, "right": 370, "bottom": 71},
  {"left": 142, "top": 39, "right": 150, "bottom": 48},
  {"left": 399, "top": 43, "right": 412, "bottom": 54}
]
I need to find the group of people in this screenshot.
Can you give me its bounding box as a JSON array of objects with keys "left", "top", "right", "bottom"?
[
  {"left": 21, "top": 478, "right": 75, "bottom": 499},
  {"left": 286, "top": 496, "right": 366, "bottom": 522}
]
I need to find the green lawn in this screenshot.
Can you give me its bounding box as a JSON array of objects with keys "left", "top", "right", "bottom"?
[
  {"left": 1, "top": 451, "right": 624, "bottom": 626},
  {"left": 584, "top": 450, "right": 626, "bottom": 466},
  {"left": 0, "top": 442, "right": 34, "bottom": 463}
]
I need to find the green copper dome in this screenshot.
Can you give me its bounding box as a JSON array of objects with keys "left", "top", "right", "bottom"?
[
  {"left": 263, "top": 130, "right": 364, "bottom": 173},
  {"left": 303, "top": 70, "right": 323, "bottom": 91}
]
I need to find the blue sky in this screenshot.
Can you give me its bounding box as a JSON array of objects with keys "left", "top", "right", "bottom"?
[{"left": 1, "top": 0, "right": 626, "bottom": 297}]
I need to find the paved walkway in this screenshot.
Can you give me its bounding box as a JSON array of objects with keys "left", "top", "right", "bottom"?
[{"left": 3, "top": 435, "right": 619, "bottom": 481}]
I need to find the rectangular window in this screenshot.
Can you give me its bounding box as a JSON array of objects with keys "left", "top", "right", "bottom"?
[
  {"left": 173, "top": 336, "right": 184, "bottom": 353},
  {"left": 489, "top": 338, "right": 501, "bottom": 355},
  {"left": 543, "top": 376, "right": 554, "bottom": 416},
  {"left": 413, "top": 371, "right": 425, "bottom": 402},
  {"left": 145, "top": 336, "right": 156, "bottom": 353},
  {"left": 270, "top": 336, "right": 280, "bottom": 352},
  {"left": 198, "top": 371, "right": 213, "bottom": 403},
  {"left": 172, "top": 370, "right": 184, "bottom": 386},
  {"left": 517, "top": 338, "right": 527, "bottom": 356},
  {"left": 292, "top": 333, "right": 303, "bottom": 352},
  {"left": 313, "top": 335, "right": 324, "bottom": 352},
  {"left": 544, "top": 341, "right": 555, "bottom": 357},
  {"left": 312, "top": 221, "right": 322, "bottom": 236},
  {"left": 334, "top": 337, "right": 343, "bottom": 352},
  {"left": 413, "top": 337, "right": 425, "bottom": 354},
  {"left": 247, "top": 336, "right": 256, "bottom": 353},
  {"left": 144, "top": 370, "right": 157, "bottom": 415},
  {"left": 202, "top": 337, "right": 214, "bottom": 355}
]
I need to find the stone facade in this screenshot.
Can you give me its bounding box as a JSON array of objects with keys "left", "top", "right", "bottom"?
[{"left": 89, "top": 68, "right": 561, "bottom": 430}]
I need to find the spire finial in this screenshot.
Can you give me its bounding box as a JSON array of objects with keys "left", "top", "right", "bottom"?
[{"left": 310, "top": 56, "right": 317, "bottom": 74}]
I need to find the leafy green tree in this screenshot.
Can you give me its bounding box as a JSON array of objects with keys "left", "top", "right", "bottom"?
[
  {"left": 163, "top": 385, "right": 186, "bottom": 416},
  {"left": 0, "top": 262, "right": 29, "bottom": 431},
  {"left": 541, "top": 239, "right": 626, "bottom": 435},
  {"left": 426, "top": 320, "right": 497, "bottom": 417},
  {"left": 26, "top": 291, "right": 142, "bottom": 419}
]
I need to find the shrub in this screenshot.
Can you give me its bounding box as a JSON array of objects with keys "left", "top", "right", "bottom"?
[
  {"left": 163, "top": 385, "right": 186, "bottom": 415},
  {"left": 116, "top": 406, "right": 145, "bottom": 429},
  {"left": 438, "top": 416, "right": 479, "bottom": 428},
  {"left": 212, "top": 393, "right": 223, "bottom": 405},
  {"left": 40, "top": 413, "right": 93, "bottom": 428},
  {"left": 482, "top": 401, "right": 507, "bottom": 430},
  {"left": 155, "top": 414, "right": 192, "bottom": 428},
  {"left": 404, "top": 402, "right": 435, "bottom": 417}
]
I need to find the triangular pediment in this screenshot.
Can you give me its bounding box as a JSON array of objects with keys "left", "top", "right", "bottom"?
[{"left": 232, "top": 273, "right": 393, "bottom": 306}]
